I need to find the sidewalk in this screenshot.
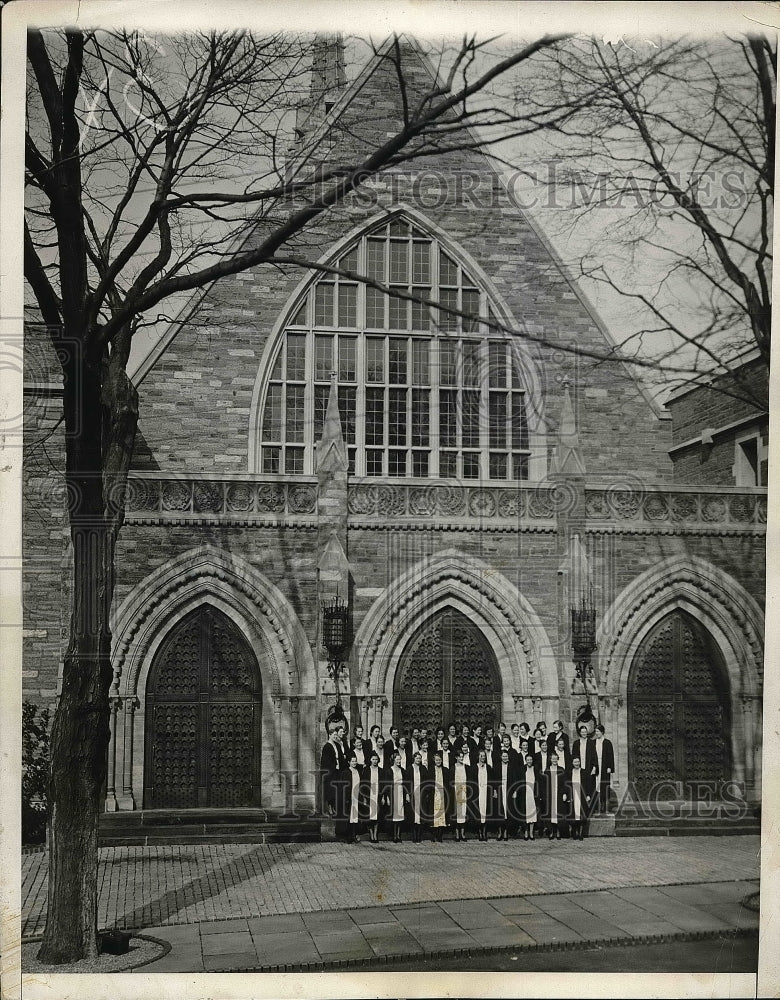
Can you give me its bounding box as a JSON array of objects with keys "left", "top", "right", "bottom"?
[{"left": 21, "top": 835, "right": 760, "bottom": 972}]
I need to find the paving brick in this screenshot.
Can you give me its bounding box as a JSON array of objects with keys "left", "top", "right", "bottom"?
[
  {"left": 490, "top": 896, "right": 545, "bottom": 915},
  {"left": 409, "top": 927, "right": 477, "bottom": 952},
  {"left": 198, "top": 918, "right": 249, "bottom": 934}
]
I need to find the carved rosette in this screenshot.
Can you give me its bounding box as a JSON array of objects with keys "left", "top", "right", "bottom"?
[
  {"left": 226, "top": 483, "right": 253, "bottom": 512},
  {"left": 671, "top": 494, "right": 698, "bottom": 522},
  {"left": 701, "top": 496, "right": 726, "bottom": 523},
  {"left": 257, "top": 484, "right": 286, "bottom": 512},
  {"left": 409, "top": 487, "right": 436, "bottom": 516},
  {"left": 161, "top": 480, "right": 191, "bottom": 511},
  {"left": 643, "top": 493, "right": 668, "bottom": 521},
  {"left": 287, "top": 485, "right": 316, "bottom": 513},
  {"left": 585, "top": 491, "right": 609, "bottom": 519},
  {"left": 468, "top": 489, "right": 496, "bottom": 517},
  {"left": 756, "top": 497, "right": 767, "bottom": 523},
  {"left": 194, "top": 481, "right": 223, "bottom": 513},
  {"left": 348, "top": 486, "right": 377, "bottom": 515},
  {"left": 126, "top": 478, "right": 159, "bottom": 512},
  {"left": 606, "top": 486, "right": 640, "bottom": 519},
  {"left": 436, "top": 486, "right": 466, "bottom": 515},
  {"left": 498, "top": 490, "right": 524, "bottom": 518},
  {"left": 729, "top": 496, "right": 754, "bottom": 522},
  {"left": 376, "top": 486, "right": 406, "bottom": 516},
  {"left": 528, "top": 488, "right": 554, "bottom": 518},
  {"left": 549, "top": 481, "right": 578, "bottom": 514}
]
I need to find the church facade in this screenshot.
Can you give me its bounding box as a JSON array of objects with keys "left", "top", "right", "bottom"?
[{"left": 22, "top": 39, "right": 766, "bottom": 821}]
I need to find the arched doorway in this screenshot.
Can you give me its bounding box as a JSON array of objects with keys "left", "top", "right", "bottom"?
[
  {"left": 628, "top": 609, "right": 731, "bottom": 798},
  {"left": 144, "top": 605, "right": 262, "bottom": 808},
  {"left": 394, "top": 607, "right": 502, "bottom": 734}
]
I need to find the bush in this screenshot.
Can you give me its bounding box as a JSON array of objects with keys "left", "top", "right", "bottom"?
[{"left": 22, "top": 701, "right": 51, "bottom": 846}]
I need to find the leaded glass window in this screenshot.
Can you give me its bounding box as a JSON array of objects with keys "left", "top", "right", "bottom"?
[{"left": 260, "top": 217, "right": 532, "bottom": 479}]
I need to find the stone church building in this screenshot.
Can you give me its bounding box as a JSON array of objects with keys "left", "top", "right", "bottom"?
[{"left": 23, "top": 37, "right": 766, "bottom": 826}]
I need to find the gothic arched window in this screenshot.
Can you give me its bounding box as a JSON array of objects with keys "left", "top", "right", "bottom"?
[{"left": 260, "top": 217, "right": 533, "bottom": 480}]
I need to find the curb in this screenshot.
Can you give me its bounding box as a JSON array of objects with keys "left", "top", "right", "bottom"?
[
  {"left": 167, "top": 925, "right": 756, "bottom": 974},
  {"left": 20, "top": 934, "right": 172, "bottom": 971}
]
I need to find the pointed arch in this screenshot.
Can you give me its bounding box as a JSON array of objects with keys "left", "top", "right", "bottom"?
[
  {"left": 248, "top": 205, "right": 546, "bottom": 479},
  {"left": 354, "top": 549, "right": 558, "bottom": 724},
  {"left": 112, "top": 544, "right": 316, "bottom": 702},
  {"left": 598, "top": 554, "right": 764, "bottom": 799},
  {"left": 599, "top": 554, "right": 764, "bottom": 701}
]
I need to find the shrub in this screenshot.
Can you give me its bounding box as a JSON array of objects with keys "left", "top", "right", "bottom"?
[{"left": 22, "top": 701, "right": 51, "bottom": 846}]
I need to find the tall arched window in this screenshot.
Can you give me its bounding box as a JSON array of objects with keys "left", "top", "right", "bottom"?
[{"left": 260, "top": 216, "right": 533, "bottom": 480}]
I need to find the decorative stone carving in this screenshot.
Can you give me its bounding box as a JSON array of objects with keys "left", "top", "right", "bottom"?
[
  {"left": 194, "top": 481, "right": 223, "bottom": 513},
  {"left": 436, "top": 486, "right": 466, "bottom": 515},
  {"left": 376, "top": 486, "right": 406, "bottom": 516},
  {"left": 288, "top": 485, "right": 316, "bottom": 513},
  {"left": 701, "top": 496, "right": 726, "bottom": 523},
  {"left": 606, "top": 486, "right": 640, "bottom": 519},
  {"left": 671, "top": 494, "right": 698, "bottom": 522},
  {"left": 468, "top": 489, "right": 496, "bottom": 517},
  {"left": 226, "top": 483, "right": 253, "bottom": 512},
  {"left": 409, "top": 487, "right": 436, "bottom": 516},
  {"left": 498, "top": 490, "right": 524, "bottom": 518},
  {"left": 528, "top": 489, "right": 554, "bottom": 518},
  {"left": 258, "top": 484, "right": 286, "bottom": 512},
  {"left": 729, "top": 495, "right": 754, "bottom": 522},
  {"left": 643, "top": 493, "right": 668, "bottom": 521},
  {"left": 161, "top": 480, "right": 191, "bottom": 511}
]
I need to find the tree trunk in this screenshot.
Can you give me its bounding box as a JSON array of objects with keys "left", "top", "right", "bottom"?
[{"left": 37, "top": 346, "right": 138, "bottom": 964}]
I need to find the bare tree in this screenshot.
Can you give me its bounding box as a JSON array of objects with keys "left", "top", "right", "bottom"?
[
  {"left": 521, "top": 34, "right": 774, "bottom": 403},
  {"left": 24, "top": 26, "right": 591, "bottom": 963}
]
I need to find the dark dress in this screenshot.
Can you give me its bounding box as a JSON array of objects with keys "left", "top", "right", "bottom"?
[{"left": 541, "top": 765, "right": 569, "bottom": 827}]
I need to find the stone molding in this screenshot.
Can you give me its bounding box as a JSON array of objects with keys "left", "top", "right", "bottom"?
[{"left": 112, "top": 544, "right": 316, "bottom": 699}]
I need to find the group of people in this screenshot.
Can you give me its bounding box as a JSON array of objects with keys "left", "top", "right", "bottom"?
[{"left": 320, "top": 716, "right": 615, "bottom": 844}]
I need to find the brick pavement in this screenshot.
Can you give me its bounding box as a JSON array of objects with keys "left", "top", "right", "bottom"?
[{"left": 21, "top": 834, "right": 760, "bottom": 939}]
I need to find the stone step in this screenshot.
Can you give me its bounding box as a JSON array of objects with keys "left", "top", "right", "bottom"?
[{"left": 99, "top": 809, "right": 321, "bottom": 847}]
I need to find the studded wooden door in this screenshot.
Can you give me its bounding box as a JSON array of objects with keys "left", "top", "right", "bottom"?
[
  {"left": 628, "top": 610, "right": 730, "bottom": 798},
  {"left": 393, "top": 607, "right": 502, "bottom": 735},
  {"left": 144, "top": 606, "right": 262, "bottom": 808}
]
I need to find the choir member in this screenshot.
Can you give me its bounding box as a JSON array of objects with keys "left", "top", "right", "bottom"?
[
  {"left": 485, "top": 726, "right": 501, "bottom": 759},
  {"left": 510, "top": 723, "right": 522, "bottom": 753},
  {"left": 350, "top": 725, "right": 370, "bottom": 768},
  {"left": 410, "top": 728, "right": 421, "bottom": 756},
  {"left": 431, "top": 751, "right": 450, "bottom": 842},
  {"left": 547, "top": 720, "right": 570, "bottom": 756},
  {"left": 345, "top": 753, "right": 362, "bottom": 843},
  {"left": 474, "top": 749, "right": 494, "bottom": 840},
  {"left": 447, "top": 723, "right": 458, "bottom": 745},
  {"left": 483, "top": 735, "right": 495, "bottom": 772},
  {"left": 440, "top": 737, "right": 452, "bottom": 770},
  {"left": 451, "top": 748, "right": 471, "bottom": 841},
  {"left": 435, "top": 727, "right": 446, "bottom": 751},
  {"left": 363, "top": 750, "right": 384, "bottom": 843},
  {"left": 594, "top": 724, "right": 615, "bottom": 814},
  {"left": 419, "top": 736, "right": 433, "bottom": 771},
  {"left": 567, "top": 754, "right": 591, "bottom": 840},
  {"left": 398, "top": 734, "right": 412, "bottom": 771},
  {"left": 518, "top": 752, "right": 540, "bottom": 840},
  {"left": 383, "top": 726, "right": 400, "bottom": 768},
  {"left": 320, "top": 720, "right": 347, "bottom": 834},
  {"left": 388, "top": 750, "right": 408, "bottom": 842},
  {"left": 495, "top": 749, "right": 515, "bottom": 841},
  {"left": 408, "top": 750, "right": 427, "bottom": 842},
  {"left": 453, "top": 724, "right": 475, "bottom": 767},
  {"left": 543, "top": 751, "right": 568, "bottom": 840},
  {"left": 571, "top": 724, "right": 599, "bottom": 810}
]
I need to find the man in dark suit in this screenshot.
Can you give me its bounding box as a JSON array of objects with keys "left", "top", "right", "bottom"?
[
  {"left": 570, "top": 723, "right": 599, "bottom": 811},
  {"left": 594, "top": 723, "right": 615, "bottom": 813},
  {"left": 320, "top": 719, "right": 347, "bottom": 837}
]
